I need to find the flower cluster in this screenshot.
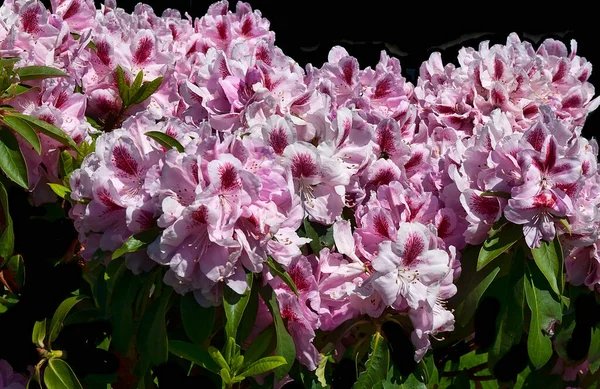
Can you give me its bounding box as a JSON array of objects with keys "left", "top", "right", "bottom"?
[{"left": 3, "top": 0, "right": 600, "bottom": 376}]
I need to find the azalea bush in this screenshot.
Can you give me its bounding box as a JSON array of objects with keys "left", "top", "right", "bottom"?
[{"left": 0, "top": 1, "right": 600, "bottom": 388}]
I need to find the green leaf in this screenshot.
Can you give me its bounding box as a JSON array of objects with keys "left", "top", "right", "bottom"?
[
  {"left": 238, "top": 277, "right": 259, "bottom": 344},
  {"left": 32, "top": 318, "right": 47, "bottom": 348},
  {"left": 524, "top": 263, "right": 560, "bottom": 369},
  {"left": 589, "top": 323, "right": 600, "bottom": 373},
  {"left": 5, "top": 113, "right": 78, "bottom": 151},
  {"left": 303, "top": 219, "right": 321, "bottom": 255},
  {"left": 2, "top": 115, "right": 41, "bottom": 154},
  {"left": 240, "top": 356, "right": 287, "bottom": 378},
  {"left": 111, "top": 227, "right": 160, "bottom": 260},
  {"left": 2, "top": 83, "right": 37, "bottom": 99},
  {"left": 224, "top": 274, "right": 253, "bottom": 340},
  {"left": 180, "top": 293, "right": 214, "bottom": 345},
  {"left": 144, "top": 131, "right": 184, "bottom": 153},
  {"left": 137, "top": 286, "right": 172, "bottom": 365},
  {"left": 0, "top": 58, "right": 20, "bottom": 68},
  {"left": 168, "top": 340, "right": 220, "bottom": 374},
  {"left": 49, "top": 295, "right": 86, "bottom": 345},
  {"left": 16, "top": 66, "right": 69, "bottom": 81},
  {"left": 208, "top": 346, "right": 230, "bottom": 371},
  {"left": 265, "top": 257, "right": 298, "bottom": 296},
  {"left": 399, "top": 374, "right": 426, "bottom": 388},
  {"left": 59, "top": 151, "right": 75, "bottom": 178},
  {"left": 220, "top": 367, "right": 232, "bottom": 385},
  {"left": 0, "top": 181, "right": 13, "bottom": 265},
  {"left": 242, "top": 325, "right": 276, "bottom": 366},
  {"left": 0, "top": 128, "right": 28, "bottom": 189},
  {"left": 107, "top": 269, "right": 140, "bottom": 354},
  {"left": 480, "top": 191, "right": 511, "bottom": 198},
  {"left": 452, "top": 246, "right": 502, "bottom": 327},
  {"left": 129, "top": 77, "right": 163, "bottom": 106},
  {"left": 315, "top": 353, "right": 333, "bottom": 387},
  {"left": 531, "top": 237, "right": 563, "bottom": 296},
  {"left": 354, "top": 332, "right": 390, "bottom": 389},
  {"left": 487, "top": 250, "right": 525, "bottom": 369},
  {"left": 259, "top": 287, "right": 296, "bottom": 381},
  {"left": 477, "top": 223, "right": 522, "bottom": 271},
  {"left": 115, "top": 65, "right": 129, "bottom": 107},
  {"left": 130, "top": 71, "right": 144, "bottom": 96},
  {"left": 43, "top": 358, "right": 83, "bottom": 389},
  {"left": 48, "top": 184, "right": 71, "bottom": 200},
  {"left": 6, "top": 254, "right": 25, "bottom": 289}
]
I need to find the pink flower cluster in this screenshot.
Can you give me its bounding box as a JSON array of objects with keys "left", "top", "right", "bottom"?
[{"left": 3, "top": 0, "right": 600, "bottom": 370}]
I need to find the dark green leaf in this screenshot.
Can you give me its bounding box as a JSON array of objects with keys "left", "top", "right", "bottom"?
[
  {"left": 240, "top": 356, "right": 287, "bottom": 378},
  {"left": 531, "top": 237, "right": 563, "bottom": 296},
  {"left": 6, "top": 254, "right": 24, "bottom": 289},
  {"left": 303, "top": 219, "right": 321, "bottom": 255},
  {"left": 2, "top": 115, "right": 41, "bottom": 153},
  {"left": 2, "top": 83, "right": 37, "bottom": 99},
  {"left": 487, "top": 251, "right": 525, "bottom": 369},
  {"left": 0, "top": 128, "right": 28, "bottom": 188},
  {"left": 0, "top": 181, "right": 13, "bottom": 265},
  {"left": 589, "top": 323, "right": 600, "bottom": 374},
  {"left": 399, "top": 374, "right": 427, "bottom": 388},
  {"left": 130, "top": 71, "right": 144, "bottom": 95},
  {"left": 524, "top": 263, "right": 561, "bottom": 369},
  {"left": 169, "top": 340, "right": 220, "bottom": 374},
  {"left": 115, "top": 65, "right": 129, "bottom": 106},
  {"left": 554, "top": 312, "right": 576, "bottom": 363},
  {"left": 6, "top": 113, "right": 78, "bottom": 150},
  {"left": 238, "top": 277, "right": 259, "bottom": 343},
  {"left": 242, "top": 325, "right": 276, "bottom": 366},
  {"left": 477, "top": 223, "right": 522, "bottom": 271},
  {"left": 354, "top": 332, "right": 390, "bottom": 389},
  {"left": 266, "top": 257, "right": 298, "bottom": 296},
  {"left": 452, "top": 247, "right": 502, "bottom": 327},
  {"left": 111, "top": 227, "right": 160, "bottom": 260},
  {"left": 129, "top": 77, "right": 163, "bottom": 106},
  {"left": 480, "top": 191, "right": 511, "bottom": 198},
  {"left": 137, "top": 286, "right": 172, "bottom": 365},
  {"left": 49, "top": 295, "right": 86, "bottom": 345},
  {"left": 259, "top": 286, "right": 296, "bottom": 381},
  {"left": 145, "top": 131, "right": 184, "bottom": 153},
  {"left": 180, "top": 293, "right": 214, "bottom": 345},
  {"left": 43, "top": 358, "right": 83, "bottom": 389},
  {"left": 16, "top": 66, "right": 68, "bottom": 81},
  {"left": 224, "top": 274, "right": 253, "bottom": 340},
  {"left": 108, "top": 269, "right": 140, "bottom": 354},
  {"left": 32, "top": 318, "right": 47, "bottom": 348}
]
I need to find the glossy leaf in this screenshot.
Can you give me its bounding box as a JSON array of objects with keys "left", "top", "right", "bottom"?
[
  {"left": 303, "top": 219, "right": 321, "bottom": 255},
  {"left": 108, "top": 269, "right": 140, "bottom": 354},
  {"left": 260, "top": 287, "right": 296, "bottom": 381},
  {"left": 354, "top": 332, "right": 390, "bottom": 389},
  {"left": 180, "top": 293, "right": 214, "bottom": 345},
  {"left": 115, "top": 65, "right": 129, "bottom": 106},
  {"left": 208, "top": 346, "right": 229, "bottom": 371},
  {"left": 130, "top": 71, "right": 144, "bottom": 95},
  {"left": 59, "top": 151, "right": 75, "bottom": 178},
  {"left": 2, "top": 115, "right": 41, "bottom": 153},
  {"left": 452, "top": 247, "right": 502, "bottom": 327},
  {"left": 129, "top": 77, "right": 163, "bottom": 105},
  {"left": 240, "top": 356, "right": 287, "bottom": 378},
  {"left": 169, "top": 340, "right": 220, "bottom": 374},
  {"left": 49, "top": 295, "right": 86, "bottom": 344},
  {"left": 137, "top": 286, "right": 172, "bottom": 365},
  {"left": 242, "top": 325, "right": 276, "bottom": 366},
  {"left": 265, "top": 257, "right": 298, "bottom": 296},
  {"left": 6, "top": 113, "right": 78, "bottom": 150},
  {"left": 0, "top": 128, "right": 28, "bottom": 189},
  {"left": 145, "top": 131, "right": 184, "bottom": 153},
  {"left": 48, "top": 184, "right": 72, "bottom": 200},
  {"left": 32, "top": 318, "right": 47, "bottom": 348},
  {"left": 488, "top": 251, "right": 525, "bottom": 369},
  {"left": 477, "top": 222, "right": 522, "bottom": 271},
  {"left": 524, "top": 263, "right": 560, "bottom": 369},
  {"left": 0, "top": 58, "right": 20, "bottom": 68},
  {"left": 43, "top": 358, "right": 83, "bottom": 389},
  {"left": 531, "top": 237, "right": 563, "bottom": 296},
  {"left": 224, "top": 274, "right": 253, "bottom": 340},
  {"left": 0, "top": 181, "right": 13, "bottom": 265}
]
